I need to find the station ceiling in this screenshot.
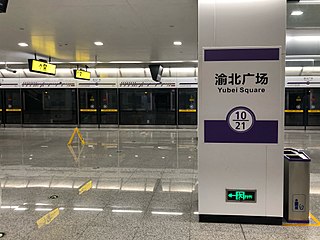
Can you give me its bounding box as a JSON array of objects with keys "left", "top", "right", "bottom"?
[
  {"left": 0, "top": 0, "right": 197, "bottom": 66},
  {"left": 0, "top": 1, "right": 319, "bottom": 68}
]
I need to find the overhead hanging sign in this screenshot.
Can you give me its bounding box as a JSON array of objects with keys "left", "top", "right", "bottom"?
[
  {"left": 74, "top": 69, "right": 91, "bottom": 80},
  {"left": 28, "top": 59, "right": 56, "bottom": 75}
]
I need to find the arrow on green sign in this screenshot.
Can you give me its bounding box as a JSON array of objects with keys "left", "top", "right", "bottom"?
[{"left": 228, "top": 193, "right": 235, "bottom": 198}]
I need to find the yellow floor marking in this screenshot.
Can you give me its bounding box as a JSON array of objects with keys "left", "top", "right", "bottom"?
[
  {"left": 67, "top": 127, "right": 86, "bottom": 145},
  {"left": 36, "top": 208, "right": 60, "bottom": 229},
  {"left": 101, "top": 143, "right": 118, "bottom": 148},
  {"left": 77, "top": 129, "right": 86, "bottom": 145},
  {"left": 67, "top": 128, "right": 77, "bottom": 145},
  {"left": 79, "top": 180, "right": 93, "bottom": 195},
  {"left": 67, "top": 144, "right": 85, "bottom": 163},
  {"left": 310, "top": 212, "right": 320, "bottom": 225},
  {"left": 284, "top": 212, "right": 320, "bottom": 227},
  {"left": 67, "top": 145, "right": 78, "bottom": 161},
  {"left": 284, "top": 223, "right": 319, "bottom": 227}
]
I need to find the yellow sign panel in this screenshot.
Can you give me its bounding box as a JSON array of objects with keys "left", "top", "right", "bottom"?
[
  {"left": 309, "top": 110, "right": 320, "bottom": 113},
  {"left": 0, "top": 109, "right": 2, "bottom": 112},
  {"left": 179, "top": 109, "right": 197, "bottom": 113},
  {"left": 28, "top": 59, "right": 56, "bottom": 75},
  {"left": 74, "top": 70, "right": 91, "bottom": 80},
  {"left": 101, "top": 109, "right": 118, "bottom": 112},
  {"left": 79, "top": 180, "right": 93, "bottom": 195},
  {"left": 36, "top": 208, "right": 60, "bottom": 228}
]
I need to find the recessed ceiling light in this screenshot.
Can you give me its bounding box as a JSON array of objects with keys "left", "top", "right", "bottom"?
[
  {"left": 173, "top": 41, "right": 182, "bottom": 46},
  {"left": 94, "top": 41, "right": 104, "bottom": 46},
  {"left": 18, "top": 42, "right": 28, "bottom": 47},
  {"left": 291, "top": 11, "right": 303, "bottom": 16}
]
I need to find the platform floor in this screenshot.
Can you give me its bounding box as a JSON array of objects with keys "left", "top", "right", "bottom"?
[{"left": 0, "top": 128, "right": 319, "bottom": 239}]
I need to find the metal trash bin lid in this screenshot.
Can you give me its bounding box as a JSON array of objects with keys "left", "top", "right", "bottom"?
[{"left": 284, "top": 148, "right": 311, "bottom": 162}]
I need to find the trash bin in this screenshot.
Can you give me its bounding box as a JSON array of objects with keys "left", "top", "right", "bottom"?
[{"left": 284, "top": 148, "right": 311, "bottom": 223}]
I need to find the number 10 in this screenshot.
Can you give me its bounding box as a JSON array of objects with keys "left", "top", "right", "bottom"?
[{"left": 235, "top": 111, "right": 247, "bottom": 120}]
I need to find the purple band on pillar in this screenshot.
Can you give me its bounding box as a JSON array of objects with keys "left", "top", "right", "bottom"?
[
  {"left": 204, "top": 120, "right": 278, "bottom": 144},
  {"left": 204, "top": 48, "right": 280, "bottom": 61}
]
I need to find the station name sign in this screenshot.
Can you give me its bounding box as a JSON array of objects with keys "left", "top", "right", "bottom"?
[
  {"left": 215, "top": 72, "right": 268, "bottom": 94},
  {"left": 73, "top": 69, "right": 91, "bottom": 80},
  {"left": 28, "top": 59, "right": 56, "bottom": 76}
]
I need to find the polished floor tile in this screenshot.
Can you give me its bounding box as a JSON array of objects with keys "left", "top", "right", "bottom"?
[
  {"left": 1, "top": 128, "right": 320, "bottom": 239},
  {"left": 135, "top": 221, "right": 190, "bottom": 239}
]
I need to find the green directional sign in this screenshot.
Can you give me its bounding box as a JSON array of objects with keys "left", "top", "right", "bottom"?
[{"left": 226, "top": 189, "right": 256, "bottom": 203}]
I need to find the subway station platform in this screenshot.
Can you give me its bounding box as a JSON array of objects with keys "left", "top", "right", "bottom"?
[{"left": 0, "top": 128, "right": 320, "bottom": 239}]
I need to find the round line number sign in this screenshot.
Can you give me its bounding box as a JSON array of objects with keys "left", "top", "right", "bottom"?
[{"left": 227, "top": 107, "right": 255, "bottom": 133}]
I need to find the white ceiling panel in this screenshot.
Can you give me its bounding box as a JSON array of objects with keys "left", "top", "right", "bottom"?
[
  {"left": 0, "top": 0, "right": 197, "bottom": 64},
  {"left": 0, "top": 1, "right": 320, "bottom": 69}
]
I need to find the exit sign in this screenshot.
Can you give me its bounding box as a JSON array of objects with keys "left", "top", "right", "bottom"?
[{"left": 226, "top": 189, "right": 256, "bottom": 203}]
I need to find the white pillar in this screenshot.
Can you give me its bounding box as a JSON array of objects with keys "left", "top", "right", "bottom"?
[{"left": 198, "top": 0, "right": 286, "bottom": 224}]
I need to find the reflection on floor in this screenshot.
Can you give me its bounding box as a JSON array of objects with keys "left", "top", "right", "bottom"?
[{"left": 0, "top": 128, "right": 319, "bottom": 239}]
